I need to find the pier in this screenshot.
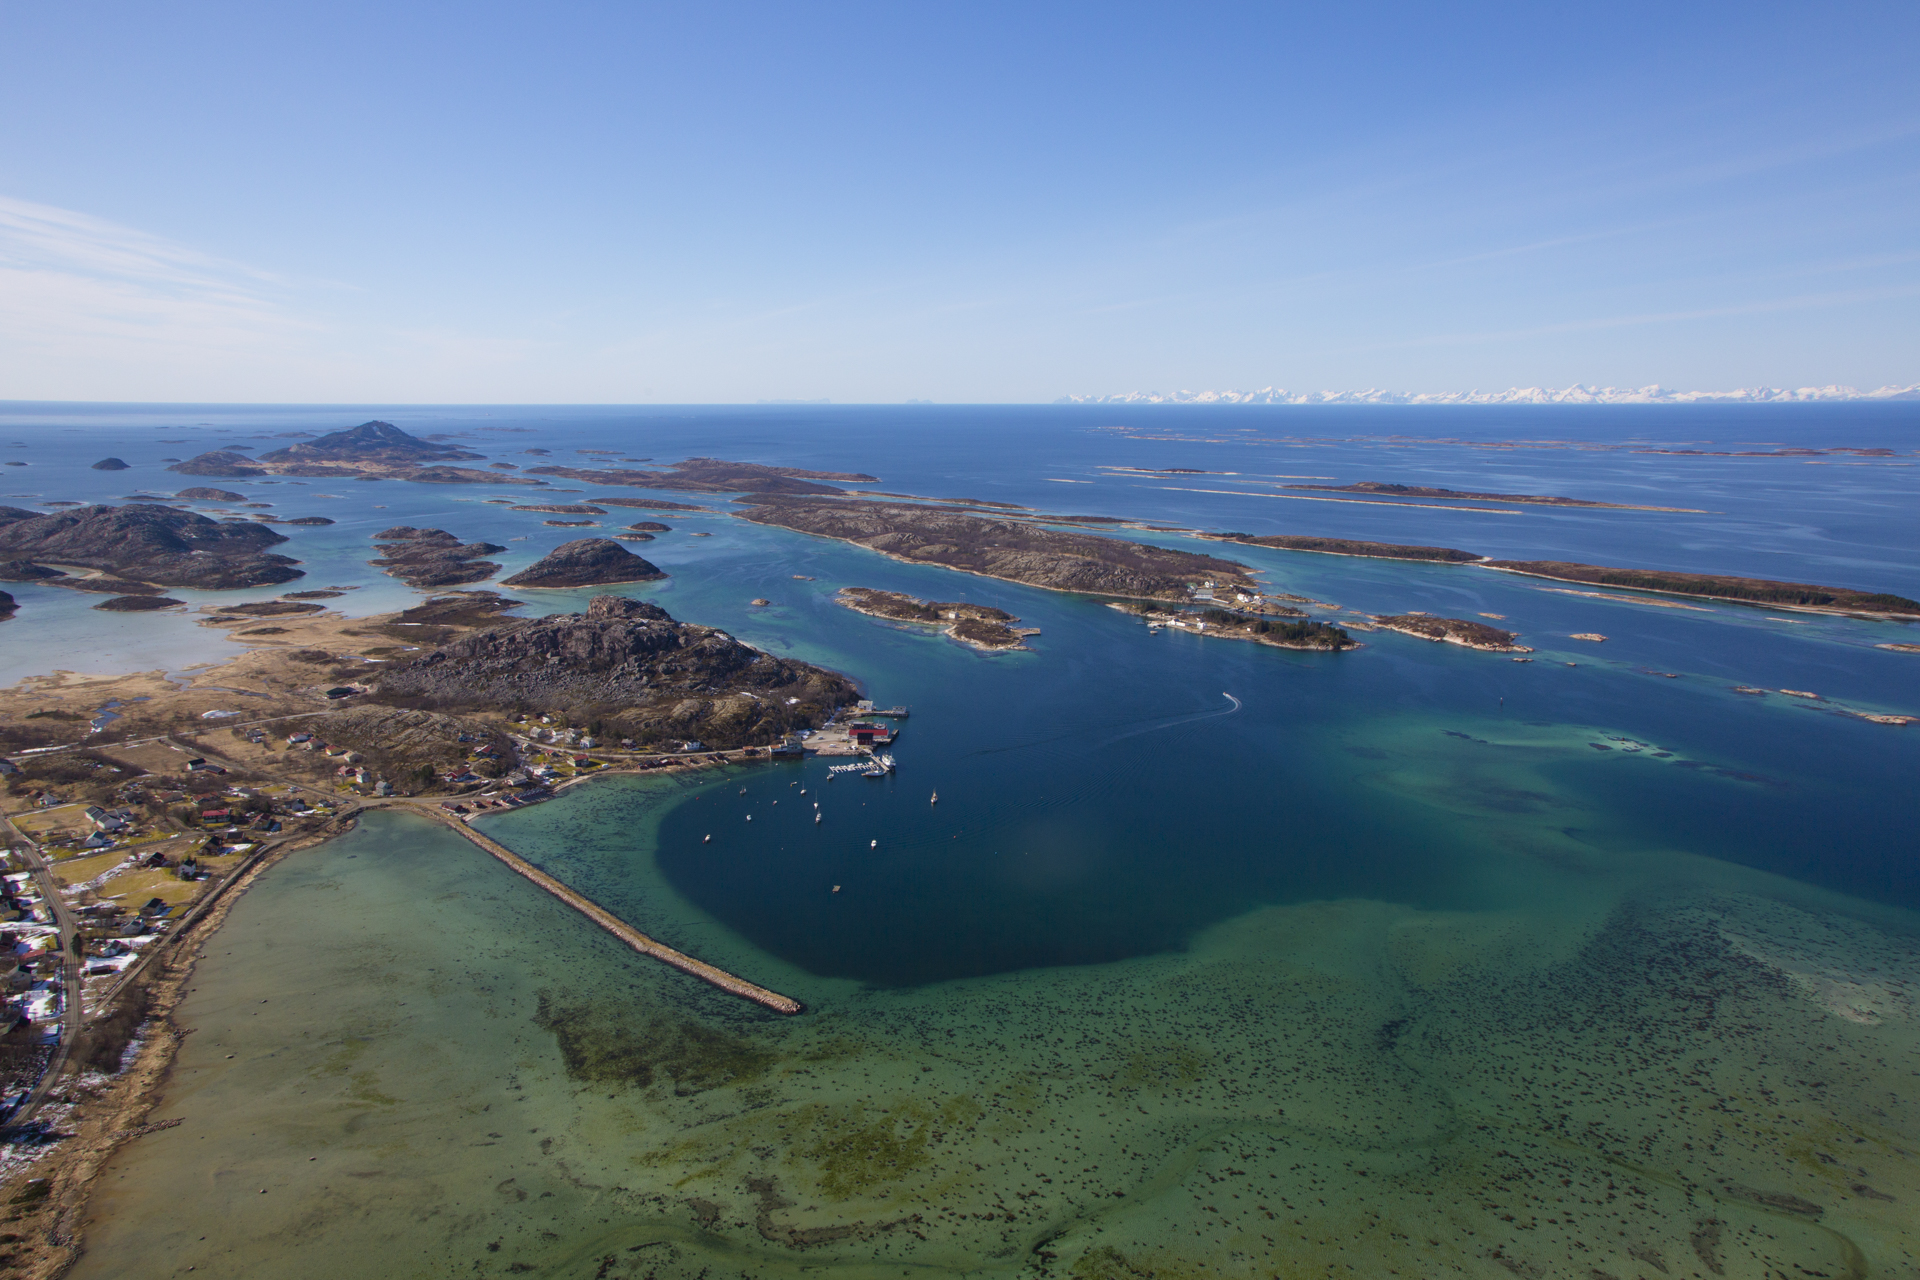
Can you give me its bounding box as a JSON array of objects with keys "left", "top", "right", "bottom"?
[{"left": 437, "top": 815, "right": 804, "bottom": 1015}]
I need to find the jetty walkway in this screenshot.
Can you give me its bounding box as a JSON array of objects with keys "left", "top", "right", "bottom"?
[{"left": 436, "top": 815, "right": 803, "bottom": 1015}]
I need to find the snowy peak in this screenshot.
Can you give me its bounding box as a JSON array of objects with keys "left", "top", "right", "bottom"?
[{"left": 1058, "top": 384, "right": 1920, "bottom": 406}]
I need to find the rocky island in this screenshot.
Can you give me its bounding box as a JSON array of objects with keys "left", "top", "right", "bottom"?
[
  {"left": 1370, "top": 614, "right": 1533, "bottom": 652},
  {"left": 500, "top": 538, "right": 666, "bottom": 588},
  {"left": 523, "top": 456, "right": 873, "bottom": 495},
  {"left": 0, "top": 503, "right": 304, "bottom": 589},
  {"left": 1280, "top": 480, "right": 1706, "bottom": 512},
  {"left": 1204, "top": 531, "right": 1482, "bottom": 563},
  {"left": 368, "top": 527, "right": 506, "bottom": 588},
  {"left": 1482, "top": 560, "right": 1920, "bottom": 617},
  {"left": 1111, "top": 602, "right": 1357, "bottom": 651},
  {"left": 376, "top": 595, "right": 855, "bottom": 746},
  {"left": 836, "top": 586, "right": 1038, "bottom": 650},
  {"left": 740, "top": 495, "right": 1256, "bottom": 601}
]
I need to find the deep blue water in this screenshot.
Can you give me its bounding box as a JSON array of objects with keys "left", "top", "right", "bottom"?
[{"left": 3, "top": 400, "right": 1917, "bottom": 985}]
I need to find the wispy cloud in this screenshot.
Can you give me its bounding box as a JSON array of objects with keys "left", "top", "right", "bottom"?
[{"left": 0, "top": 195, "right": 322, "bottom": 395}]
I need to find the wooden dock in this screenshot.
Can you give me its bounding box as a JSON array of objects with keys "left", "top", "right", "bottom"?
[{"left": 440, "top": 815, "right": 803, "bottom": 1015}]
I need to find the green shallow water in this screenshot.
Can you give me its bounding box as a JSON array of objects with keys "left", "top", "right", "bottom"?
[{"left": 71, "top": 782, "right": 1920, "bottom": 1280}]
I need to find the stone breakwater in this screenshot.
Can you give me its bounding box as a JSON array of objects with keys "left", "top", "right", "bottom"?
[{"left": 444, "top": 816, "right": 804, "bottom": 1014}]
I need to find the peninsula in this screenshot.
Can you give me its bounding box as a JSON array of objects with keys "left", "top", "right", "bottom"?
[
  {"left": 836, "top": 587, "right": 1037, "bottom": 650},
  {"left": 739, "top": 495, "right": 1256, "bottom": 601}
]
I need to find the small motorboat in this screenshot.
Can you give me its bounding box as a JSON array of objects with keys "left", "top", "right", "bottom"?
[
  {"left": 931, "top": 790, "right": 938, "bottom": 805},
  {"left": 870, "top": 839, "right": 878, "bottom": 848},
  {"left": 702, "top": 834, "right": 711, "bottom": 843}
]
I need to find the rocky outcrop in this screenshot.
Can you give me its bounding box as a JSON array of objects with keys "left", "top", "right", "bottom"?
[
  {"left": 501, "top": 538, "right": 666, "bottom": 588},
  {"left": 368, "top": 527, "right": 505, "bottom": 589},
  {"left": 286, "top": 516, "right": 335, "bottom": 526},
  {"left": 0, "top": 504, "right": 302, "bottom": 589},
  {"left": 373, "top": 595, "right": 857, "bottom": 747},
  {"left": 256, "top": 420, "right": 482, "bottom": 466},
  {"left": 0, "top": 590, "right": 13, "bottom": 618},
  {"left": 741, "top": 496, "right": 1252, "bottom": 601},
  {"left": 94, "top": 595, "right": 184, "bottom": 611},
  {"left": 166, "top": 451, "right": 268, "bottom": 477},
  {"left": 0, "top": 561, "right": 63, "bottom": 582},
  {"left": 175, "top": 487, "right": 247, "bottom": 501},
  {"left": 91, "top": 458, "right": 130, "bottom": 471}
]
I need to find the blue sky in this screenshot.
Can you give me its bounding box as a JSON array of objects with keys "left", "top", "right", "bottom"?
[{"left": 1, "top": 0, "right": 1916, "bottom": 402}]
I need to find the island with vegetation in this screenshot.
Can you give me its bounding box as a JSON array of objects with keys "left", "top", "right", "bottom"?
[
  {"left": 1369, "top": 614, "right": 1533, "bottom": 652},
  {"left": 1280, "top": 480, "right": 1705, "bottom": 512},
  {"left": 740, "top": 495, "right": 1257, "bottom": 600},
  {"left": 1482, "top": 560, "right": 1920, "bottom": 617},
  {"left": 1203, "top": 531, "right": 1482, "bottom": 563},
  {"left": 836, "top": 586, "right": 1038, "bottom": 650},
  {"left": 1110, "top": 602, "right": 1357, "bottom": 651}
]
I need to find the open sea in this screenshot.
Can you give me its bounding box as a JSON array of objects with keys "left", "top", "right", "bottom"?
[{"left": 3, "top": 401, "right": 1916, "bottom": 1280}]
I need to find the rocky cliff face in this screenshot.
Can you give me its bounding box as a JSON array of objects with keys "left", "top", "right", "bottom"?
[
  {"left": 373, "top": 595, "right": 856, "bottom": 746},
  {"left": 501, "top": 538, "right": 666, "bottom": 588},
  {"left": 0, "top": 504, "right": 303, "bottom": 589}
]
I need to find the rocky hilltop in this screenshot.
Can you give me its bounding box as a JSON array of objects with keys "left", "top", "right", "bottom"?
[
  {"left": 741, "top": 496, "right": 1254, "bottom": 601},
  {"left": 374, "top": 595, "right": 856, "bottom": 747},
  {"left": 256, "top": 420, "right": 482, "bottom": 465},
  {"left": 0, "top": 503, "right": 303, "bottom": 589},
  {"left": 501, "top": 538, "right": 666, "bottom": 588}
]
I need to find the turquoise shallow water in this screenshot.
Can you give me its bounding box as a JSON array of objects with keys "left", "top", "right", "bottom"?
[{"left": 2, "top": 402, "right": 1914, "bottom": 1278}]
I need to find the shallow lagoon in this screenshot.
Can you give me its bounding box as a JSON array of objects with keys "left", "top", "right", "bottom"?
[{"left": 3, "top": 403, "right": 1913, "bottom": 1277}]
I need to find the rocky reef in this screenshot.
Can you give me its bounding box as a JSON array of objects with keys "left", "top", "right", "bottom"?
[
  {"left": 373, "top": 595, "right": 856, "bottom": 746},
  {"left": 175, "top": 487, "right": 247, "bottom": 502},
  {"left": 500, "top": 538, "right": 666, "bottom": 588},
  {"left": 0, "top": 503, "right": 302, "bottom": 589}
]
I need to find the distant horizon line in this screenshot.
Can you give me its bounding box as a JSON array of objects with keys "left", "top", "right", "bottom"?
[
  {"left": 2, "top": 383, "right": 1918, "bottom": 410},
  {"left": 1059, "top": 382, "right": 1920, "bottom": 406}
]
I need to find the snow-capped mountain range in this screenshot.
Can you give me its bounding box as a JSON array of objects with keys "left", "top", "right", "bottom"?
[{"left": 1058, "top": 384, "right": 1920, "bottom": 406}]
